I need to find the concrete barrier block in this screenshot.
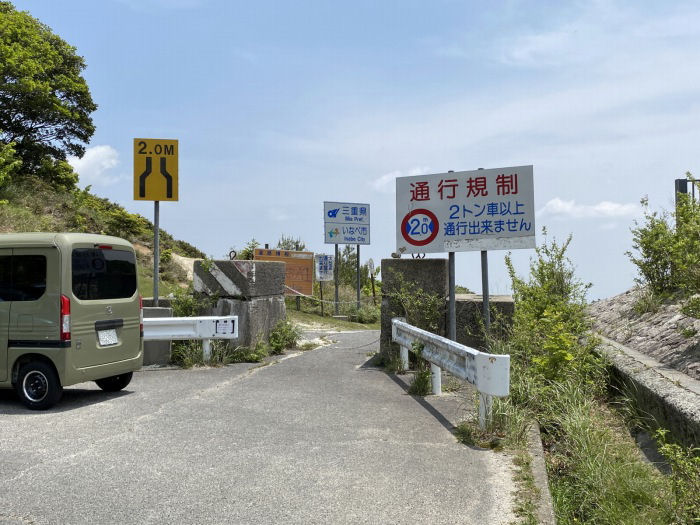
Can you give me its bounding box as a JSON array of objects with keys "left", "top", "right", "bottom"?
[
  {"left": 194, "top": 260, "right": 285, "bottom": 298},
  {"left": 142, "top": 307, "right": 172, "bottom": 365},
  {"left": 208, "top": 296, "right": 286, "bottom": 347},
  {"left": 380, "top": 258, "right": 449, "bottom": 356}
]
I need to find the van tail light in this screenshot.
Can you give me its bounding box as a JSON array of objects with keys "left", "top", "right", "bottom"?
[
  {"left": 139, "top": 295, "right": 144, "bottom": 338},
  {"left": 60, "top": 295, "right": 71, "bottom": 342}
]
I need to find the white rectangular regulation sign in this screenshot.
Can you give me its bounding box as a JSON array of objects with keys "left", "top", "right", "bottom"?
[{"left": 395, "top": 166, "right": 535, "bottom": 254}]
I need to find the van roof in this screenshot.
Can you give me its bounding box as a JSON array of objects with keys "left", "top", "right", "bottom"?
[{"left": 0, "top": 232, "right": 135, "bottom": 250}]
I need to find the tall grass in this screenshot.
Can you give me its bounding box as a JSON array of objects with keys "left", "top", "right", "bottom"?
[{"left": 462, "top": 230, "right": 698, "bottom": 524}]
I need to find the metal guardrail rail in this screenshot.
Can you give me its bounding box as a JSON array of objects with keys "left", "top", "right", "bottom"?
[
  {"left": 391, "top": 317, "right": 510, "bottom": 428},
  {"left": 143, "top": 316, "right": 238, "bottom": 361}
]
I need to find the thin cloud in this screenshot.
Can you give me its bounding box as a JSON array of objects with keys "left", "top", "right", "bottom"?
[
  {"left": 370, "top": 167, "right": 430, "bottom": 194},
  {"left": 68, "top": 145, "right": 121, "bottom": 187},
  {"left": 538, "top": 198, "right": 639, "bottom": 219}
]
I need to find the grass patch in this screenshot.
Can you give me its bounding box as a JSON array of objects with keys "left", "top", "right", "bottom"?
[
  {"left": 170, "top": 339, "right": 270, "bottom": 368},
  {"left": 286, "top": 308, "right": 379, "bottom": 331},
  {"left": 512, "top": 451, "right": 539, "bottom": 525}
]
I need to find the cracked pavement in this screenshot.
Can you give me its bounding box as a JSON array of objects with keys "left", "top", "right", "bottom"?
[{"left": 0, "top": 330, "right": 515, "bottom": 524}]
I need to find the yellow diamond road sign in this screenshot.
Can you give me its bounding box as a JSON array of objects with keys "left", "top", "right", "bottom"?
[{"left": 133, "top": 138, "right": 179, "bottom": 201}]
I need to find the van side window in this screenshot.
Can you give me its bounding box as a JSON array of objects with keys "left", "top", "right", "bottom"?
[
  {"left": 72, "top": 248, "right": 137, "bottom": 300},
  {"left": 11, "top": 255, "right": 47, "bottom": 301},
  {"left": 0, "top": 255, "right": 11, "bottom": 301}
]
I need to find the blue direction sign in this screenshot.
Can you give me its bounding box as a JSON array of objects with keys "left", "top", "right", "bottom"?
[{"left": 323, "top": 201, "right": 370, "bottom": 245}]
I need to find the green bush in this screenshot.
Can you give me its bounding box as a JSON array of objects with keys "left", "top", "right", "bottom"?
[
  {"left": 346, "top": 304, "right": 379, "bottom": 324},
  {"left": 628, "top": 175, "right": 700, "bottom": 298},
  {"left": 655, "top": 429, "right": 700, "bottom": 522},
  {"left": 268, "top": 320, "right": 301, "bottom": 354},
  {"left": 384, "top": 269, "right": 445, "bottom": 333}
]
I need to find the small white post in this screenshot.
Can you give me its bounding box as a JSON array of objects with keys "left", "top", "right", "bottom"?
[
  {"left": 400, "top": 345, "right": 409, "bottom": 372},
  {"left": 431, "top": 363, "right": 441, "bottom": 395},
  {"left": 202, "top": 339, "right": 211, "bottom": 362},
  {"left": 478, "top": 392, "right": 493, "bottom": 430}
]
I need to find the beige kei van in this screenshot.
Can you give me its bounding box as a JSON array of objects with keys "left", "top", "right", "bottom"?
[{"left": 0, "top": 233, "right": 143, "bottom": 409}]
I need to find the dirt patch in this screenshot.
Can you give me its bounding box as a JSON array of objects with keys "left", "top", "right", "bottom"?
[{"left": 171, "top": 252, "right": 199, "bottom": 281}]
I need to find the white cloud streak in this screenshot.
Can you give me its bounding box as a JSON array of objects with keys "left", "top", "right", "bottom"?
[
  {"left": 538, "top": 198, "right": 639, "bottom": 219},
  {"left": 370, "top": 166, "right": 430, "bottom": 194},
  {"left": 68, "top": 145, "right": 121, "bottom": 187}
]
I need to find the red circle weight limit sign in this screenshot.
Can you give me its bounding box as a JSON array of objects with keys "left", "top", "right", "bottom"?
[{"left": 401, "top": 209, "right": 439, "bottom": 246}]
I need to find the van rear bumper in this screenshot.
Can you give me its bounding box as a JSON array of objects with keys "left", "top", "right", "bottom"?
[{"left": 63, "top": 350, "right": 143, "bottom": 387}]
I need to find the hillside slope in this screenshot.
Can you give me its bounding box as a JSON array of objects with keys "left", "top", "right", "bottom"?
[
  {"left": 0, "top": 176, "right": 203, "bottom": 294},
  {"left": 587, "top": 289, "right": 700, "bottom": 379}
]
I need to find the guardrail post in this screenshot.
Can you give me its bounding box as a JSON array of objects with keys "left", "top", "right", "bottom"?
[
  {"left": 431, "top": 363, "right": 441, "bottom": 395},
  {"left": 400, "top": 345, "right": 409, "bottom": 371},
  {"left": 202, "top": 339, "right": 211, "bottom": 362},
  {"left": 478, "top": 392, "right": 493, "bottom": 430}
]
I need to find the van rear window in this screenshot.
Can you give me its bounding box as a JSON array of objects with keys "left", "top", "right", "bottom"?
[
  {"left": 72, "top": 248, "right": 137, "bottom": 300},
  {"left": 0, "top": 255, "right": 47, "bottom": 301}
]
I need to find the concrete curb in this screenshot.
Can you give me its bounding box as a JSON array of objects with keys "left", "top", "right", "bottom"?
[
  {"left": 527, "top": 422, "right": 557, "bottom": 525},
  {"left": 596, "top": 334, "right": 700, "bottom": 448}
]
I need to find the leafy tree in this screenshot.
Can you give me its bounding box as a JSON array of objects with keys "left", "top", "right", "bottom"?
[
  {"left": 0, "top": 2, "right": 97, "bottom": 176},
  {"left": 336, "top": 244, "right": 371, "bottom": 289},
  {"left": 276, "top": 234, "right": 306, "bottom": 251},
  {"left": 235, "top": 238, "right": 260, "bottom": 260},
  {"left": 0, "top": 139, "right": 20, "bottom": 188}
]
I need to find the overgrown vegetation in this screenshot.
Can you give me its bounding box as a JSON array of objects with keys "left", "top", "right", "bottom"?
[
  {"left": 0, "top": 175, "right": 204, "bottom": 295},
  {"left": 454, "top": 229, "right": 700, "bottom": 524},
  {"left": 268, "top": 320, "right": 301, "bottom": 354},
  {"left": 170, "top": 318, "right": 302, "bottom": 368},
  {"left": 628, "top": 173, "right": 700, "bottom": 317}
]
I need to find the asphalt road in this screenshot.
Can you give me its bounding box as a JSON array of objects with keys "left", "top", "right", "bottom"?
[{"left": 0, "top": 330, "right": 515, "bottom": 524}]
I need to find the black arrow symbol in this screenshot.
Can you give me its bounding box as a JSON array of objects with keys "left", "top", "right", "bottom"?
[
  {"left": 138, "top": 156, "right": 152, "bottom": 198},
  {"left": 160, "top": 157, "right": 173, "bottom": 199}
]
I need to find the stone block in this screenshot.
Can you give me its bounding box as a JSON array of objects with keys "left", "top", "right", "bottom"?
[
  {"left": 193, "top": 260, "right": 285, "bottom": 298},
  {"left": 207, "top": 296, "right": 286, "bottom": 348},
  {"left": 142, "top": 307, "right": 172, "bottom": 365},
  {"left": 380, "top": 258, "right": 449, "bottom": 356},
  {"left": 455, "top": 294, "right": 514, "bottom": 350}
]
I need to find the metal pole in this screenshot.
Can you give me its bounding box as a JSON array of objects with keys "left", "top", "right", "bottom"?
[
  {"left": 447, "top": 171, "right": 456, "bottom": 342},
  {"left": 320, "top": 281, "right": 324, "bottom": 317},
  {"left": 334, "top": 243, "right": 339, "bottom": 315},
  {"left": 153, "top": 200, "right": 160, "bottom": 307},
  {"left": 448, "top": 251, "right": 456, "bottom": 341},
  {"left": 356, "top": 244, "right": 361, "bottom": 310},
  {"left": 481, "top": 250, "right": 490, "bottom": 334}
]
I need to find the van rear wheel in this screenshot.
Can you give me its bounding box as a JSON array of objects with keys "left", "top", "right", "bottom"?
[
  {"left": 15, "top": 361, "right": 63, "bottom": 410},
  {"left": 95, "top": 372, "right": 133, "bottom": 392}
]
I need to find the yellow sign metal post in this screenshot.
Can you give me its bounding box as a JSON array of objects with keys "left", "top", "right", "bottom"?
[{"left": 133, "top": 138, "right": 179, "bottom": 306}]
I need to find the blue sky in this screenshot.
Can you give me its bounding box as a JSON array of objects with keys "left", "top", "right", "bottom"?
[{"left": 13, "top": 0, "right": 700, "bottom": 299}]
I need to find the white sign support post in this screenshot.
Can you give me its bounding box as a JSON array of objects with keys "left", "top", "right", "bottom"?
[
  {"left": 396, "top": 165, "right": 535, "bottom": 426},
  {"left": 356, "top": 244, "right": 361, "bottom": 310}
]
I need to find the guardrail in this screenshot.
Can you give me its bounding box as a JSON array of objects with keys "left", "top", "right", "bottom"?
[
  {"left": 391, "top": 317, "right": 510, "bottom": 428},
  {"left": 143, "top": 316, "right": 238, "bottom": 361}
]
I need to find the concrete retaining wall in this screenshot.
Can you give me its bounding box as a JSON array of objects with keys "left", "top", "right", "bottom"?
[{"left": 598, "top": 335, "right": 700, "bottom": 448}]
